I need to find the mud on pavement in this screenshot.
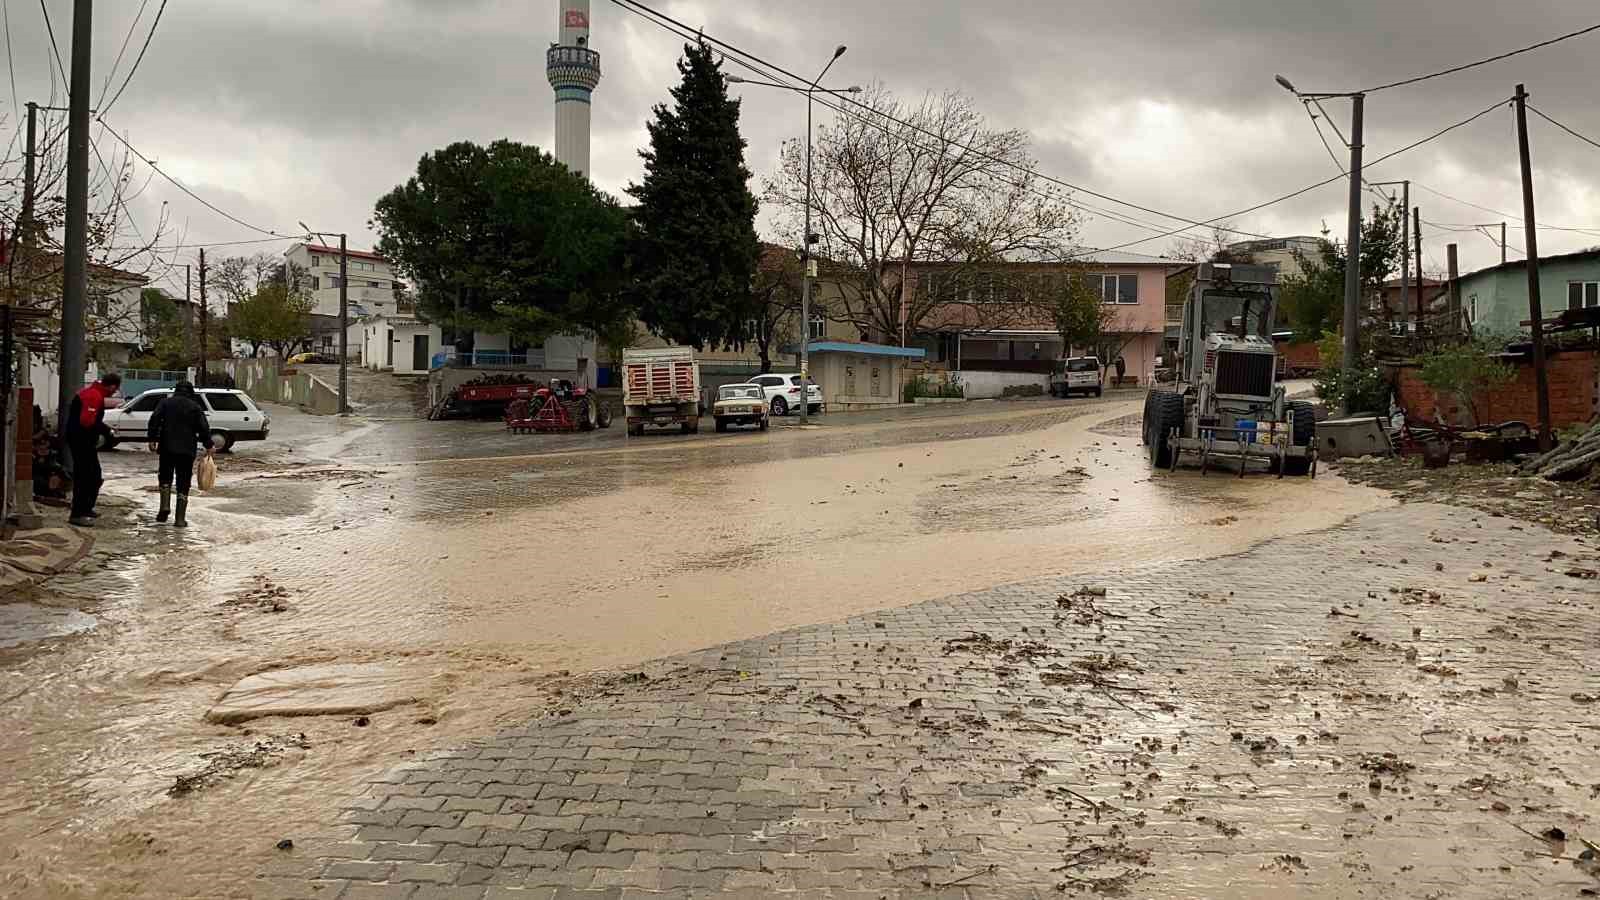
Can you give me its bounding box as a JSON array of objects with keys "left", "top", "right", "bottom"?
[
  {"left": 3, "top": 398, "right": 1392, "bottom": 898},
  {"left": 280, "top": 504, "right": 1600, "bottom": 899}
]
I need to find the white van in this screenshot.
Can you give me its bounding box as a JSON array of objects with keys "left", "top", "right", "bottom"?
[{"left": 1049, "top": 357, "right": 1103, "bottom": 398}]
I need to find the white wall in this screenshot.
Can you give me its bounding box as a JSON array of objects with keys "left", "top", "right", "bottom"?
[
  {"left": 389, "top": 324, "right": 443, "bottom": 375},
  {"left": 957, "top": 370, "right": 1049, "bottom": 399}
]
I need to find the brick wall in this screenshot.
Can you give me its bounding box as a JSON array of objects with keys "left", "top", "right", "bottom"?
[{"left": 1393, "top": 348, "right": 1599, "bottom": 428}]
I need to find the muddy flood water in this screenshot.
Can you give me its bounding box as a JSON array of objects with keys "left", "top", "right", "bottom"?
[{"left": 0, "top": 398, "right": 1393, "bottom": 898}]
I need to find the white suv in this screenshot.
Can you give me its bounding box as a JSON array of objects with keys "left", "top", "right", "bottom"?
[
  {"left": 748, "top": 373, "right": 822, "bottom": 416},
  {"left": 101, "top": 388, "right": 271, "bottom": 451}
]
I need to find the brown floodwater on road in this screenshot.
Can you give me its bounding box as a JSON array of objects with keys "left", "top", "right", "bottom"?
[{"left": 0, "top": 398, "right": 1393, "bottom": 899}]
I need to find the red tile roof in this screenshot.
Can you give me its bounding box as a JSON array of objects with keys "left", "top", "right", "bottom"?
[{"left": 304, "top": 244, "right": 389, "bottom": 264}]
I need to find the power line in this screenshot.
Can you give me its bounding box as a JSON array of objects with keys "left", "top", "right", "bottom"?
[
  {"left": 37, "top": 0, "right": 67, "bottom": 88},
  {"left": 97, "top": 0, "right": 151, "bottom": 110},
  {"left": 610, "top": 0, "right": 1283, "bottom": 247},
  {"left": 150, "top": 235, "right": 299, "bottom": 251},
  {"left": 1475, "top": 225, "right": 1523, "bottom": 256},
  {"left": 92, "top": 116, "right": 291, "bottom": 238},
  {"left": 1413, "top": 181, "right": 1600, "bottom": 237},
  {"left": 1527, "top": 104, "right": 1600, "bottom": 152},
  {"left": 613, "top": 0, "right": 1234, "bottom": 252},
  {"left": 1302, "top": 101, "right": 1346, "bottom": 173},
  {"left": 1360, "top": 21, "right": 1600, "bottom": 94},
  {"left": 1090, "top": 95, "right": 1515, "bottom": 255},
  {"left": 3, "top": 0, "right": 18, "bottom": 116},
  {"left": 99, "top": 0, "right": 168, "bottom": 118},
  {"left": 1301, "top": 101, "right": 1401, "bottom": 210}
]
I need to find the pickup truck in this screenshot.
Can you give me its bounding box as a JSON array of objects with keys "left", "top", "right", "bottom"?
[{"left": 622, "top": 347, "right": 701, "bottom": 435}]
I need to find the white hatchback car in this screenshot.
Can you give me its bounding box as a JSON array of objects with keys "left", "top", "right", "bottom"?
[
  {"left": 747, "top": 372, "right": 823, "bottom": 417},
  {"left": 101, "top": 388, "right": 271, "bottom": 451}
]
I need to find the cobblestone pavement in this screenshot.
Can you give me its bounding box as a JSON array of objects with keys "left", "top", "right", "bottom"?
[{"left": 260, "top": 503, "right": 1600, "bottom": 899}]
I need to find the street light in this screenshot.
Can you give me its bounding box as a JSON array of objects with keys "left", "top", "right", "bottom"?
[
  {"left": 1275, "top": 74, "right": 1365, "bottom": 412},
  {"left": 726, "top": 50, "right": 860, "bottom": 426},
  {"left": 300, "top": 221, "right": 350, "bottom": 415}
]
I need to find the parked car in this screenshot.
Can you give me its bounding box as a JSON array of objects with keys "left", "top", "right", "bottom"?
[
  {"left": 1049, "top": 357, "right": 1103, "bottom": 398},
  {"left": 712, "top": 384, "right": 770, "bottom": 432},
  {"left": 101, "top": 388, "right": 271, "bottom": 451},
  {"left": 748, "top": 372, "right": 822, "bottom": 416}
]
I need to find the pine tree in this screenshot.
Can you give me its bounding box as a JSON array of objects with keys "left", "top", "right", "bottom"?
[{"left": 628, "top": 41, "right": 761, "bottom": 351}]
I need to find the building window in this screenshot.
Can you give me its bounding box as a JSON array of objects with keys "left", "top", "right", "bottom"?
[
  {"left": 368, "top": 280, "right": 383, "bottom": 288},
  {"left": 808, "top": 313, "right": 826, "bottom": 340},
  {"left": 1097, "top": 273, "right": 1138, "bottom": 304},
  {"left": 328, "top": 276, "right": 343, "bottom": 287},
  {"left": 310, "top": 276, "right": 321, "bottom": 290},
  {"left": 1569, "top": 281, "right": 1599, "bottom": 310},
  {"left": 95, "top": 297, "right": 109, "bottom": 317}
]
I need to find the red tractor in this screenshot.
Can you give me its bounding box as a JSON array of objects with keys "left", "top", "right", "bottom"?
[{"left": 505, "top": 379, "right": 613, "bottom": 434}]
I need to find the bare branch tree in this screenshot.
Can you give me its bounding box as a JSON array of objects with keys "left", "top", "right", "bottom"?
[
  {"left": 2, "top": 111, "right": 177, "bottom": 364},
  {"left": 763, "top": 85, "right": 1079, "bottom": 345}
]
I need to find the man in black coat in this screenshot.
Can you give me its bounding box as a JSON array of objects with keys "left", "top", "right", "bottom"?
[{"left": 148, "top": 382, "right": 213, "bottom": 527}]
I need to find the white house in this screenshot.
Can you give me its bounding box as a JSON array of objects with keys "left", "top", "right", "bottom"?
[{"left": 359, "top": 314, "right": 444, "bottom": 375}]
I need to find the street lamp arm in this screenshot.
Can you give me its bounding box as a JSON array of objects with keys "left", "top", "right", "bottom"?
[{"left": 727, "top": 75, "right": 861, "bottom": 94}]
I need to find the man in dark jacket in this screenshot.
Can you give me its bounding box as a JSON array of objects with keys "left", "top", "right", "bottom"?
[
  {"left": 148, "top": 382, "right": 213, "bottom": 527},
  {"left": 65, "top": 372, "right": 121, "bottom": 527}
]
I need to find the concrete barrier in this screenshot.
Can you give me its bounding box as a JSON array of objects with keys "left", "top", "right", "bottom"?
[
  {"left": 219, "top": 358, "right": 342, "bottom": 415},
  {"left": 957, "top": 370, "right": 1050, "bottom": 400}
]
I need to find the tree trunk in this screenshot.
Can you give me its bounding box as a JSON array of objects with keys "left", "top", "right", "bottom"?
[{"left": 1540, "top": 443, "right": 1600, "bottom": 481}]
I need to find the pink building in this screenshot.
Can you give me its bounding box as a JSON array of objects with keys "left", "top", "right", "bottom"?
[{"left": 903, "top": 251, "right": 1186, "bottom": 386}]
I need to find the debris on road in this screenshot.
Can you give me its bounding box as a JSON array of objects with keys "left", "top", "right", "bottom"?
[{"left": 168, "top": 734, "right": 311, "bottom": 797}]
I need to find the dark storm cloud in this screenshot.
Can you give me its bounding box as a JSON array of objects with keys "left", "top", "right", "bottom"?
[{"left": 8, "top": 0, "right": 1599, "bottom": 274}]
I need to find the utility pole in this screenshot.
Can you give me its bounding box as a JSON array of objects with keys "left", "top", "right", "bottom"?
[
  {"left": 1446, "top": 243, "right": 1460, "bottom": 334},
  {"left": 1339, "top": 94, "right": 1365, "bottom": 411},
  {"left": 800, "top": 92, "right": 813, "bottom": 427},
  {"left": 1413, "top": 207, "right": 1424, "bottom": 323},
  {"left": 17, "top": 102, "right": 38, "bottom": 385},
  {"left": 1501, "top": 222, "right": 1508, "bottom": 264},
  {"left": 20, "top": 103, "right": 37, "bottom": 258},
  {"left": 198, "top": 249, "right": 208, "bottom": 386},
  {"left": 1399, "top": 181, "right": 1410, "bottom": 331},
  {"left": 1514, "top": 83, "right": 1552, "bottom": 451},
  {"left": 57, "top": 0, "right": 94, "bottom": 433},
  {"left": 184, "top": 264, "right": 191, "bottom": 363},
  {"left": 338, "top": 233, "right": 349, "bottom": 415},
  {"left": 10, "top": 101, "right": 41, "bottom": 527}
]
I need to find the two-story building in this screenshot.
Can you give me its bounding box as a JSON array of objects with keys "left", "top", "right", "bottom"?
[
  {"left": 284, "top": 242, "right": 408, "bottom": 358},
  {"left": 901, "top": 251, "right": 1184, "bottom": 389},
  {"left": 1224, "top": 236, "right": 1323, "bottom": 281}
]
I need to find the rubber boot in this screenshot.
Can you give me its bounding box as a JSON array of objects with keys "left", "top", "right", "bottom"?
[
  {"left": 174, "top": 495, "right": 189, "bottom": 529},
  {"left": 156, "top": 487, "right": 171, "bottom": 523}
]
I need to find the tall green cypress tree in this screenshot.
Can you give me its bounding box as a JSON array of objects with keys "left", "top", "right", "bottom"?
[{"left": 628, "top": 41, "right": 761, "bottom": 351}]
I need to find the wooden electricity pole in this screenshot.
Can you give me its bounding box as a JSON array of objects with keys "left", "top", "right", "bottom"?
[
  {"left": 1413, "top": 207, "right": 1424, "bottom": 323},
  {"left": 198, "top": 249, "right": 209, "bottom": 386},
  {"left": 1513, "top": 83, "right": 1552, "bottom": 452}
]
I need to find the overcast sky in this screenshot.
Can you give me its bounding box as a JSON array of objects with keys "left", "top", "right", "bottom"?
[{"left": 6, "top": 0, "right": 1599, "bottom": 294}]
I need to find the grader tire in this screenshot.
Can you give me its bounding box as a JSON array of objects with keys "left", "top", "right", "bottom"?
[
  {"left": 1145, "top": 392, "right": 1184, "bottom": 469},
  {"left": 1278, "top": 400, "right": 1317, "bottom": 476}
]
